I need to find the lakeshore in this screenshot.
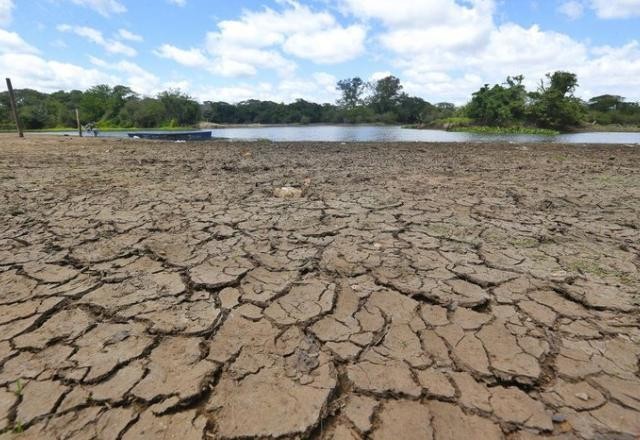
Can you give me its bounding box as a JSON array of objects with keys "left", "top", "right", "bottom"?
[{"left": 0, "top": 135, "right": 639, "bottom": 439}]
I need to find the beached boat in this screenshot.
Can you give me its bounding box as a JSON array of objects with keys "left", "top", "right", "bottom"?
[{"left": 128, "top": 131, "right": 212, "bottom": 141}]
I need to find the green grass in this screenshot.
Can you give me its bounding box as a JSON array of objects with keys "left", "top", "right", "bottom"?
[
  {"left": 450, "top": 126, "right": 560, "bottom": 135},
  {"left": 13, "top": 379, "right": 23, "bottom": 396},
  {"left": 3, "top": 126, "right": 199, "bottom": 134},
  {"left": 568, "top": 259, "right": 635, "bottom": 285}
]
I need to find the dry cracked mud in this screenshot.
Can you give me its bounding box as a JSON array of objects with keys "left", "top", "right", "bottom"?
[{"left": 0, "top": 134, "right": 639, "bottom": 439}]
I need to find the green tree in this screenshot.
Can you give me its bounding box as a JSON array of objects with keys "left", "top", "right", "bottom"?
[
  {"left": 528, "top": 71, "right": 585, "bottom": 129},
  {"left": 119, "top": 98, "right": 166, "bottom": 128},
  {"left": 465, "top": 75, "right": 526, "bottom": 126},
  {"left": 369, "top": 76, "right": 403, "bottom": 114},
  {"left": 336, "top": 77, "right": 366, "bottom": 109},
  {"left": 395, "top": 94, "right": 429, "bottom": 124},
  {"left": 158, "top": 90, "right": 200, "bottom": 126},
  {"left": 80, "top": 84, "right": 113, "bottom": 122}
]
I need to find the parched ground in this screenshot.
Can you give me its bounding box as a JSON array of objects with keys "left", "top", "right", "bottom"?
[{"left": 0, "top": 135, "right": 639, "bottom": 440}]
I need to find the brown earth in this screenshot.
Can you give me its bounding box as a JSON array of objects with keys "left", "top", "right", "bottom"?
[{"left": 0, "top": 134, "right": 639, "bottom": 439}]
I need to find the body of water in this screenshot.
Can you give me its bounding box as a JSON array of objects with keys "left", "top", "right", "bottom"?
[{"left": 43, "top": 125, "right": 640, "bottom": 144}]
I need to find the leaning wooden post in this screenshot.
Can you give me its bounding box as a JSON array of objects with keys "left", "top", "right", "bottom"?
[
  {"left": 5, "top": 78, "right": 23, "bottom": 138},
  {"left": 75, "top": 108, "right": 82, "bottom": 137}
]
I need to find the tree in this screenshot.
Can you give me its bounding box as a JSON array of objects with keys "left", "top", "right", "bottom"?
[
  {"left": 336, "top": 77, "right": 366, "bottom": 109},
  {"left": 158, "top": 90, "right": 201, "bottom": 126},
  {"left": 202, "top": 101, "right": 237, "bottom": 123},
  {"left": 465, "top": 75, "right": 526, "bottom": 126},
  {"left": 119, "top": 98, "right": 166, "bottom": 128},
  {"left": 528, "top": 71, "right": 584, "bottom": 129},
  {"left": 369, "top": 76, "right": 403, "bottom": 114},
  {"left": 395, "top": 94, "right": 429, "bottom": 124},
  {"left": 80, "top": 85, "right": 112, "bottom": 122}
]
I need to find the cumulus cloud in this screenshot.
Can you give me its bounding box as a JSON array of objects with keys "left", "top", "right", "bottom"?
[
  {"left": 69, "top": 0, "right": 126, "bottom": 16},
  {"left": 157, "top": 1, "right": 366, "bottom": 78},
  {"left": 590, "top": 0, "right": 640, "bottom": 19},
  {"left": 0, "top": 28, "right": 39, "bottom": 54},
  {"left": 283, "top": 25, "right": 366, "bottom": 63},
  {"left": 154, "top": 45, "right": 209, "bottom": 68},
  {"left": 333, "top": 0, "right": 640, "bottom": 102},
  {"left": 559, "top": 1, "right": 585, "bottom": 19},
  {"left": 58, "top": 24, "right": 136, "bottom": 57},
  {"left": 118, "top": 29, "right": 143, "bottom": 42},
  {"left": 193, "top": 73, "right": 340, "bottom": 104},
  {"left": 0, "top": 0, "right": 14, "bottom": 26},
  {"left": 89, "top": 56, "right": 168, "bottom": 95},
  {"left": 0, "top": 53, "right": 115, "bottom": 91}
]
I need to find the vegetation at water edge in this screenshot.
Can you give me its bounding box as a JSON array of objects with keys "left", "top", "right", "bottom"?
[{"left": 1, "top": 71, "right": 639, "bottom": 133}]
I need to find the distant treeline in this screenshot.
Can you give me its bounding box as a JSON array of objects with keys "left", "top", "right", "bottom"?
[{"left": 1, "top": 72, "right": 639, "bottom": 130}]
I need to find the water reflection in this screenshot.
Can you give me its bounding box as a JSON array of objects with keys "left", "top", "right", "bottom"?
[{"left": 44, "top": 125, "right": 640, "bottom": 144}]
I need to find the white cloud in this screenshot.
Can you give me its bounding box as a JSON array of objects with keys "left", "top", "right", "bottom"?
[
  {"left": 333, "top": 0, "right": 640, "bottom": 102},
  {"left": 283, "top": 25, "right": 366, "bottom": 63},
  {"left": 155, "top": 45, "right": 209, "bottom": 68},
  {"left": 194, "top": 73, "right": 340, "bottom": 104},
  {"left": 58, "top": 24, "right": 136, "bottom": 57},
  {"left": 0, "top": 53, "right": 115, "bottom": 91},
  {"left": 590, "top": 0, "right": 640, "bottom": 18},
  {"left": 118, "top": 29, "right": 143, "bottom": 42},
  {"left": 0, "top": 0, "right": 14, "bottom": 26},
  {"left": 158, "top": 1, "right": 365, "bottom": 78},
  {"left": 370, "top": 71, "right": 393, "bottom": 81},
  {"left": 89, "top": 56, "right": 165, "bottom": 95},
  {"left": 559, "top": 1, "right": 584, "bottom": 19},
  {"left": 69, "top": 0, "right": 126, "bottom": 16},
  {"left": 167, "top": 0, "right": 186, "bottom": 6},
  {"left": 0, "top": 28, "right": 39, "bottom": 54},
  {"left": 340, "top": 0, "right": 495, "bottom": 27}
]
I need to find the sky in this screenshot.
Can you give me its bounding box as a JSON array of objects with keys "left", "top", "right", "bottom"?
[{"left": 1, "top": 0, "right": 639, "bottom": 104}]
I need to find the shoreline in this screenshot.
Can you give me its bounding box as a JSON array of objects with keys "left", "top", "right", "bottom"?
[{"left": 4, "top": 122, "right": 640, "bottom": 135}]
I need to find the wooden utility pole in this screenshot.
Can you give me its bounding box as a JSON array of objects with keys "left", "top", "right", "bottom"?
[
  {"left": 5, "top": 78, "right": 23, "bottom": 138},
  {"left": 75, "top": 108, "right": 83, "bottom": 137}
]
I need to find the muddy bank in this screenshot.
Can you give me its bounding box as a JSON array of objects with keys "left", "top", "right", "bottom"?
[{"left": 0, "top": 135, "right": 639, "bottom": 439}]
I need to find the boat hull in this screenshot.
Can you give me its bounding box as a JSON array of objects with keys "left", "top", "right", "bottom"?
[{"left": 128, "top": 131, "right": 212, "bottom": 141}]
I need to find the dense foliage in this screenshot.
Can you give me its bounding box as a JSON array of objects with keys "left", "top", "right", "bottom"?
[
  {"left": 1, "top": 72, "right": 639, "bottom": 131},
  {"left": 463, "top": 72, "right": 639, "bottom": 130},
  {"left": 0, "top": 86, "right": 200, "bottom": 130}
]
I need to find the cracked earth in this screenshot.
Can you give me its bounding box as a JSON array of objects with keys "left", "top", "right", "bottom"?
[{"left": 0, "top": 135, "right": 639, "bottom": 439}]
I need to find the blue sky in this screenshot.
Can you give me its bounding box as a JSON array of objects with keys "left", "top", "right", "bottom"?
[{"left": 1, "top": 0, "right": 639, "bottom": 104}]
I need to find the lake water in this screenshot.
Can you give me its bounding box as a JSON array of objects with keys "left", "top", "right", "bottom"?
[{"left": 45, "top": 125, "right": 640, "bottom": 144}]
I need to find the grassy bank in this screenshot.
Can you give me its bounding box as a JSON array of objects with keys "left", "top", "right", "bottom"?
[
  {"left": 0, "top": 126, "right": 200, "bottom": 134},
  {"left": 449, "top": 126, "right": 560, "bottom": 135},
  {"left": 404, "top": 118, "right": 559, "bottom": 135}
]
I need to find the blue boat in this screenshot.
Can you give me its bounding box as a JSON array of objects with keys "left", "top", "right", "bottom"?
[{"left": 128, "top": 130, "right": 212, "bottom": 141}]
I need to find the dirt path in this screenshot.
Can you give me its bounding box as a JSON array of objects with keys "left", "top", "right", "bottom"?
[{"left": 0, "top": 135, "right": 638, "bottom": 439}]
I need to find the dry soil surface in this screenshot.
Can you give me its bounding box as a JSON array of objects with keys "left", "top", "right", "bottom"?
[{"left": 0, "top": 135, "right": 639, "bottom": 439}]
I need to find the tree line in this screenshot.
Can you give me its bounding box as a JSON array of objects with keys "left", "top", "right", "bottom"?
[{"left": 1, "top": 72, "right": 639, "bottom": 131}]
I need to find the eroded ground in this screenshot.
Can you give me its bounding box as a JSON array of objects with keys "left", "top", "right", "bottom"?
[{"left": 0, "top": 135, "right": 638, "bottom": 439}]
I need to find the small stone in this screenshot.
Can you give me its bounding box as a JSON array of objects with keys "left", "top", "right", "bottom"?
[
  {"left": 575, "top": 392, "right": 589, "bottom": 401},
  {"left": 274, "top": 186, "right": 303, "bottom": 198},
  {"left": 552, "top": 413, "right": 567, "bottom": 423}
]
